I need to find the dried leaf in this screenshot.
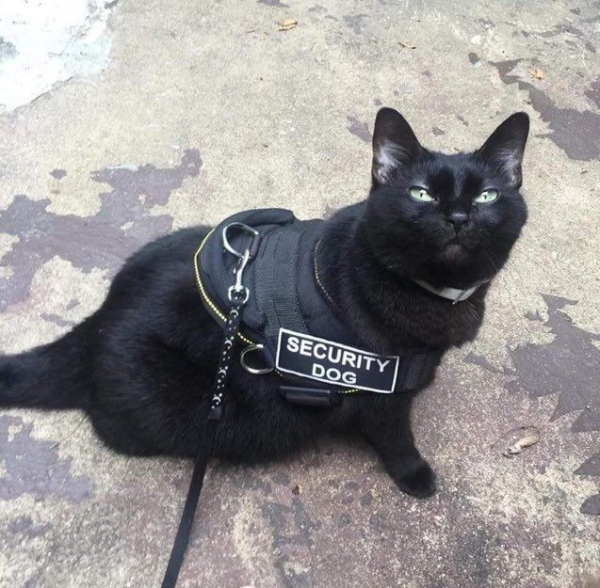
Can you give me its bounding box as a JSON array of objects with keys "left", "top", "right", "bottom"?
[
  {"left": 277, "top": 18, "right": 298, "bottom": 31},
  {"left": 292, "top": 484, "right": 303, "bottom": 495},
  {"left": 530, "top": 67, "right": 545, "bottom": 80},
  {"left": 499, "top": 426, "right": 541, "bottom": 458},
  {"left": 399, "top": 40, "right": 417, "bottom": 49}
]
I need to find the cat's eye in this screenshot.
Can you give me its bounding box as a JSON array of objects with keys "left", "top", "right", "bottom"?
[
  {"left": 474, "top": 189, "right": 499, "bottom": 204},
  {"left": 409, "top": 186, "right": 434, "bottom": 202}
]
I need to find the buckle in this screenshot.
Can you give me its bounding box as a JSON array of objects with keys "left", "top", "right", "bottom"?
[{"left": 279, "top": 385, "right": 341, "bottom": 407}]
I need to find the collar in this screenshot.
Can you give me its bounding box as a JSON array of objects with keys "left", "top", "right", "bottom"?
[{"left": 411, "top": 278, "right": 487, "bottom": 304}]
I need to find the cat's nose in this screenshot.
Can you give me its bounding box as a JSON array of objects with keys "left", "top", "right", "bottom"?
[{"left": 448, "top": 211, "right": 469, "bottom": 232}]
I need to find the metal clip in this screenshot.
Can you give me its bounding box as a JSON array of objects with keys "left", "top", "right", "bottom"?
[
  {"left": 228, "top": 249, "right": 250, "bottom": 303},
  {"left": 222, "top": 222, "right": 259, "bottom": 260},
  {"left": 222, "top": 222, "right": 259, "bottom": 304}
]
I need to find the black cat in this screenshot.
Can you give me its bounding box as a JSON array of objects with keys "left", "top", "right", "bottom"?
[{"left": 0, "top": 108, "right": 529, "bottom": 498}]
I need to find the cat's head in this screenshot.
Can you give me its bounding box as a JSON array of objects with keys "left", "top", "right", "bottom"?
[{"left": 364, "top": 107, "right": 529, "bottom": 289}]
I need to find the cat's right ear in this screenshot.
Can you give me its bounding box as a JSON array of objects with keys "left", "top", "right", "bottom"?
[
  {"left": 372, "top": 108, "right": 422, "bottom": 186},
  {"left": 476, "top": 112, "right": 529, "bottom": 189}
]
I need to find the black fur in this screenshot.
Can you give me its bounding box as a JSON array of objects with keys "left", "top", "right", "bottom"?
[{"left": 0, "top": 108, "right": 529, "bottom": 498}]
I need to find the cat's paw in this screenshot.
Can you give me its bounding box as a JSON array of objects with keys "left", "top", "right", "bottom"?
[{"left": 394, "top": 460, "right": 437, "bottom": 499}]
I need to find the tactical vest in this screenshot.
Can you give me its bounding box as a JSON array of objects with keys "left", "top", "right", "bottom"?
[{"left": 194, "top": 208, "right": 441, "bottom": 404}]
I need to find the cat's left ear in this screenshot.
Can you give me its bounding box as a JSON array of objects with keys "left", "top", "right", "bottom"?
[
  {"left": 477, "top": 112, "right": 530, "bottom": 189},
  {"left": 372, "top": 107, "right": 423, "bottom": 186}
]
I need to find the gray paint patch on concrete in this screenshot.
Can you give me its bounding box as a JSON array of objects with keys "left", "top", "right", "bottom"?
[
  {"left": 258, "top": 0, "right": 289, "bottom": 7},
  {"left": 535, "top": 22, "right": 597, "bottom": 53},
  {"left": 464, "top": 351, "right": 502, "bottom": 374},
  {"left": 0, "top": 37, "right": 16, "bottom": 61},
  {"left": 490, "top": 60, "right": 600, "bottom": 161},
  {"left": 0, "top": 150, "right": 201, "bottom": 311},
  {"left": 50, "top": 169, "right": 67, "bottom": 180},
  {"left": 0, "top": 414, "right": 92, "bottom": 501},
  {"left": 576, "top": 452, "right": 600, "bottom": 477},
  {"left": 585, "top": 79, "right": 600, "bottom": 108},
  {"left": 343, "top": 14, "right": 369, "bottom": 34},
  {"left": 506, "top": 294, "right": 600, "bottom": 512},
  {"left": 346, "top": 115, "right": 371, "bottom": 142},
  {"left": 41, "top": 313, "right": 76, "bottom": 328},
  {"left": 580, "top": 494, "right": 600, "bottom": 516},
  {"left": 7, "top": 515, "right": 52, "bottom": 539}
]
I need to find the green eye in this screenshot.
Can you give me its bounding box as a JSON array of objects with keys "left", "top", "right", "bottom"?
[
  {"left": 409, "top": 186, "right": 434, "bottom": 202},
  {"left": 474, "top": 189, "right": 499, "bottom": 204}
]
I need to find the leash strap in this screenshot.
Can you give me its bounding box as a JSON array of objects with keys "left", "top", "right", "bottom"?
[{"left": 161, "top": 241, "right": 251, "bottom": 587}]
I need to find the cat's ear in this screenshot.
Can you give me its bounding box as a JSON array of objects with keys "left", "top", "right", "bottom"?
[
  {"left": 372, "top": 108, "right": 422, "bottom": 186},
  {"left": 477, "top": 112, "right": 529, "bottom": 189}
]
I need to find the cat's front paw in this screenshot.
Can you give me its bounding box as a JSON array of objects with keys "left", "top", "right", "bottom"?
[{"left": 394, "top": 460, "right": 437, "bottom": 499}]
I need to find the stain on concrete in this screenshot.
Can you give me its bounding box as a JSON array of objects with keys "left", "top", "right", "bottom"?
[
  {"left": 456, "top": 114, "right": 469, "bottom": 126},
  {"left": 456, "top": 528, "right": 492, "bottom": 585},
  {"left": 0, "top": 150, "right": 201, "bottom": 311},
  {"left": 580, "top": 494, "right": 600, "bottom": 515},
  {"left": 49, "top": 169, "right": 67, "bottom": 180},
  {"left": 7, "top": 515, "right": 52, "bottom": 538},
  {"left": 506, "top": 294, "right": 600, "bottom": 512},
  {"left": 468, "top": 52, "right": 480, "bottom": 65},
  {"left": 343, "top": 14, "right": 368, "bottom": 35},
  {"left": 525, "top": 309, "right": 544, "bottom": 322},
  {"left": 65, "top": 298, "right": 80, "bottom": 310},
  {"left": 261, "top": 496, "right": 317, "bottom": 588},
  {"left": 258, "top": 0, "right": 289, "bottom": 7},
  {"left": 41, "top": 313, "right": 76, "bottom": 328},
  {"left": 576, "top": 452, "right": 600, "bottom": 477},
  {"left": 490, "top": 60, "right": 600, "bottom": 161},
  {"left": 534, "top": 22, "right": 597, "bottom": 53},
  {"left": 0, "top": 415, "right": 93, "bottom": 501},
  {"left": 346, "top": 115, "right": 370, "bottom": 142},
  {"left": 432, "top": 126, "right": 445, "bottom": 136},
  {"left": 0, "top": 37, "right": 17, "bottom": 61},
  {"left": 585, "top": 79, "right": 600, "bottom": 109},
  {"left": 464, "top": 351, "right": 502, "bottom": 374}
]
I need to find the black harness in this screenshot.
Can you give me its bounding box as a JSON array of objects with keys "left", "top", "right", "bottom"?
[
  {"left": 195, "top": 208, "right": 441, "bottom": 403},
  {"left": 161, "top": 208, "right": 442, "bottom": 587}
]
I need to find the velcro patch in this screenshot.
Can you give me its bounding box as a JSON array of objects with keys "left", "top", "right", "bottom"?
[{"left": 276, "top": 329, "right": 399, "bottom": 393}]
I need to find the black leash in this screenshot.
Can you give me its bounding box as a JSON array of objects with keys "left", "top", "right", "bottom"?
[{"left": 161, "top": 225, "right": 256, "bottom": 588}]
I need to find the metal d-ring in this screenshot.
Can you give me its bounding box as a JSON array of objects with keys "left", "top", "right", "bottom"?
[{"left": 240, "top": 344, "right": 273, "bottom": 375}]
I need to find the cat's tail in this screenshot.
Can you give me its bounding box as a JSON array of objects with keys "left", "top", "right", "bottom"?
[{"left": 0, "top": 326, "right": 89, "bottom": 410}]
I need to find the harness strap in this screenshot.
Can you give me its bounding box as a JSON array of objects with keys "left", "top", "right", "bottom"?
[{"left": 255, "top": 224, "right": 308, "bottom": 341}]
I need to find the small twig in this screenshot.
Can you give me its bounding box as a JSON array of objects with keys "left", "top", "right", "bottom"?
[{"left": 50, "top": 414, "right": 88, "bottom": 450}]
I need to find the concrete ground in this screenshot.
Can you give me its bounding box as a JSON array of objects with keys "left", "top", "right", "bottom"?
[{"left": 0, "top": 0, "right": 599, "bottom": 586}]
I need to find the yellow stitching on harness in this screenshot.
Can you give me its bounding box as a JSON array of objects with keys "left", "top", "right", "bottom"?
[
  {"left": 193, "top": 230, "right": 255, "bottom": 346},
  {"left": 313, "top": 240, "right": 336, "bottom": 307}
]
